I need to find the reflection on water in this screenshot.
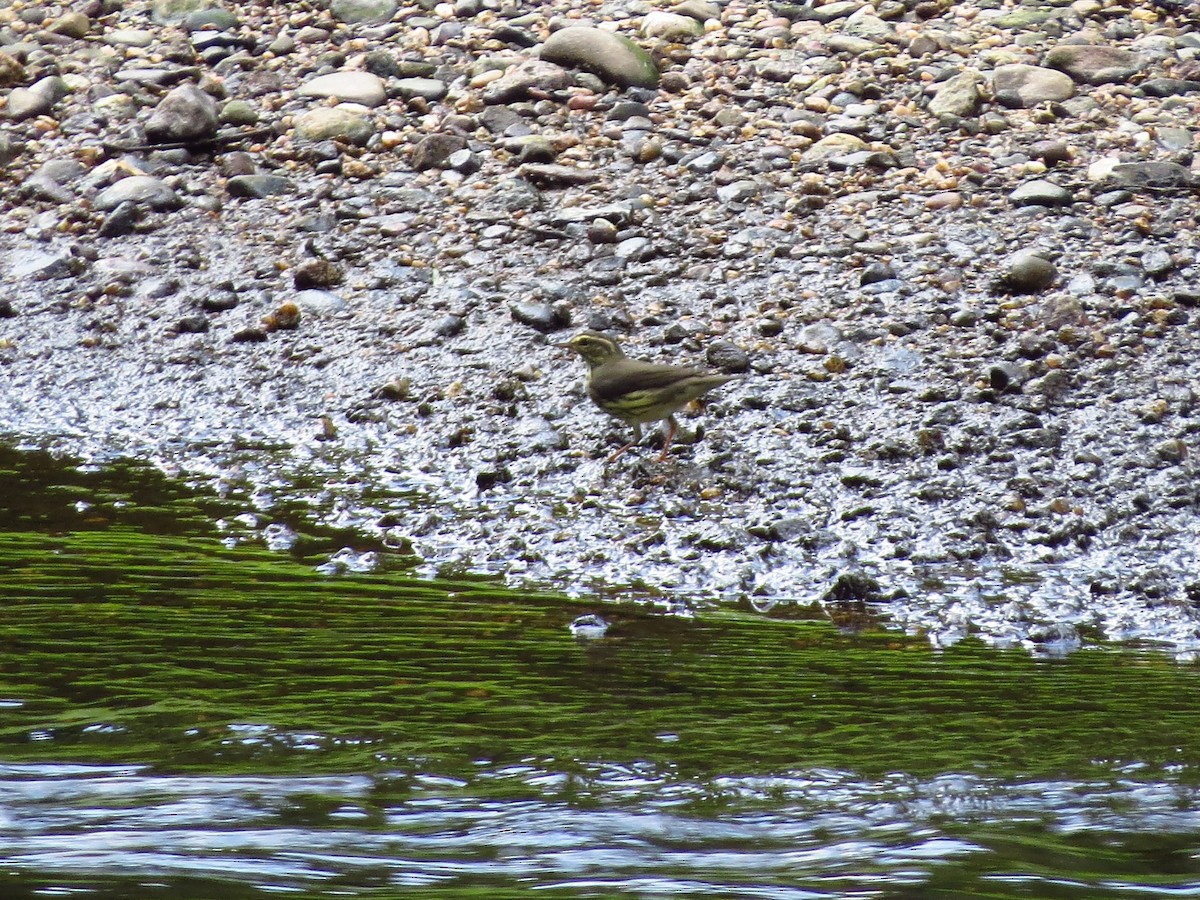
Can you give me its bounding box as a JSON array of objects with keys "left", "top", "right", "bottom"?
[
  {"left": 2, "top": 761, "right": 1199, "bottom": 898},
  {"left": 2, "top": 446, "right": 1200, "bottom": 897}
]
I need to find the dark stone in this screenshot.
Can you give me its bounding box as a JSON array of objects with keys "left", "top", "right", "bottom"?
[
  {"left": 1029, "top": 139, "right": 1070, "bottom": 166},
  {"left": 174, "top": 315, "right": 210, "bottom": 334},
  {"left": 706, "top": 340, "right": 750, "bottom": 373},
  {"left": 510, "top": 300, "right": 569, "bottom": 333},
  {"left": 231, "top": 326, "right": 269, "bottom": 343},
  {"left": 988, "top": 361, "right": 1027, "bottom": 392},
  {"left": 1111, "top": 161, "right": 1196, "bottom": 188},
  {"left": 227, "top": 174, "right": 294, "bottom": 199},
  {"left": 410, "top": 132, "right": 467, "bottom": 170},
  {"left": 97, "top": 201, "right": 141, "bottom": 238},
  {"left": 479, "top": 105, "right": 522, "bottom": 134},
  {"left": 492, "top": 24, "right": 537, "bottom": 47},
  {"left": 860, "top": 261, "right": 897, "bottom": 285},
  {"left": 292, "top": 259, "right": 343, "bottom": 290},
  {"left": 200, "top": 291, "right": 238, "bottom": 312},
  {"left": 518, "top": 163, "right": 599, "bottom": 186},
  {"left": 1141, "top": 78, "right": 1200, "bottom": 98},
  {"left": 434, "top": 314, "right": 466, "bottom": 337}
]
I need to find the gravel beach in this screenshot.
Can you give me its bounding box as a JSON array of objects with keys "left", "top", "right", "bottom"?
[{"left": 2, "top": 0, "right": 1200, "bottom": 653}]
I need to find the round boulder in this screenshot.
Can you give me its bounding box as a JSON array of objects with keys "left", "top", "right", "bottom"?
[{"left": 540, "top": 27, "right": 658, "bottom": 89}]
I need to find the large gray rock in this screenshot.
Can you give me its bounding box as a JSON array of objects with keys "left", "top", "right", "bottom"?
[
  {"left": 294, "top": 107, "right": 375, "bottom": 145},
  {"left": 410, "top": 133, "right": 467, "bottom": 170},
  {"left": 331, "top": 0, "right": 398, "bottom": 23},
  {"left": 992, "top": 64, "right": 1075, "bottom": 108},
  {"left": 94, "top": 176, "right": 182, "bottom": 211},
  {"left": 298, "top": 71, "right": 386, "bottom": 107},
  {"left": 928, "top": 69, "right": 981, "bottom": 117},
  {"left": 5, "top": 76, "right": 68, "bottom": 121},
  {"left": 540, "top": 27, "right": 658, "bottom": 88},
  {"left": 6, "top": 87, "right": 52, "bottom": 121},
  {"left": 144, "top": 82, "right": 219, "bottom": 143},
  {"left": 1045, "top": 44, "right": 1143, "bottom": 85}
]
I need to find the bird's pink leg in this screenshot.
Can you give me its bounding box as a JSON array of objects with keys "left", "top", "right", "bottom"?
[{"left": 656, "top": 416, "right": 679, "bottom": 462}]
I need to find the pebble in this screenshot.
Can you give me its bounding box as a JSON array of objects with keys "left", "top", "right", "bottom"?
[
  {"left": 227, "top": 175, "right": 294, "bottom": 199},
  {"left": 1010, "top": 179, "right": 1074, "bottom": 207},
  {"left": 395, "top": 78, "right": 447, "bottom": 102},
  {"left": 411, "top": 133, "right": 467, "bottom": 170},
  {"left": 1002, "top": 249, "right": 1058, "bottom": 293},
  {"left": 510, "top": 300, "right": 569, "bottom": 333}
]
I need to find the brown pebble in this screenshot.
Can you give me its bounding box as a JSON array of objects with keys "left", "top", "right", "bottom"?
[{"left": 925, "top": 191, "right": 963, "bottom": 210}]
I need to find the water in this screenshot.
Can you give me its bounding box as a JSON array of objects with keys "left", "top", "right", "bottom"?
[{"left": 1, "top": 445, "right": 1199, "bottom": 898}]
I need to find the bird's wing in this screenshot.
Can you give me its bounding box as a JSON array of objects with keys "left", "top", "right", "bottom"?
[{"left": 588, "top": 361, "right": 712, "bottom": 403}]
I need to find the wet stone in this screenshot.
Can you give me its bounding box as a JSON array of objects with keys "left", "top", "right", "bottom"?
[
  {"left": 298, "top": 72, "right": 386, "bottom": 107},
  {"left": 227, "top": 175, "right": 293, "bottom": 199},
  {"left": 992, "top": 64, "right": 1075, "bottom": 108},
  {"left": 94, "top": 176, "right": 182, "bottom": 211},
  {"left": 510, "top": 300, "right": 569, "bottom": 333},
  {"left": 294, "top": 108, "right": 375, "bottom": 145},
  {"left": 540, "top": 27, "right": 659, "bottom": 89},
  {"left": 492, "top": 24, "right": 538, "bottom": 47},
  {"left": 706, "top": 341, "right": 751, "bottom": 373},
  {"left": 411, "top": 133, "right": 467, "bottom": 170},
  {"left": 145, "top": 83, "right": 220, "bottom": 143},
  {"left": 1045, "top": 44, "right": 1144, "bottom": 85},
  {"left": 1002, "top": 250, "right": 1057, "bottom": 293},
  {"left": 331, "top": 0, "right": 398, "bottom": 24},
  {"left": 1030, "top": 140, "right": 1071, "bottom": 166},
  {"left": 174, "top": 315, "right": 210, "bottom": 334},
  {"left": 434, "top": 314, "right": 466, "bottom": 337},
  {"left": 395, "top": 78, "right": 447, "bottom": 101},
  {"left": 1142, "top": 250, "right": 1175, "bottom": 277},
  {"left": 1109, "top": 162, "right": 1196, "bottom": 189},
  {"left": 1010, "top": 179, "right": 1074, "bottom": 207},
  {"left": 1142, "top": 78, "right": 1200, "bottom": 98},
  {"left": 861, "top": 262, "right": 897, "bottom": 285},
  {"left": 98, "top": 202, "right": 142, "bottom": 238}
]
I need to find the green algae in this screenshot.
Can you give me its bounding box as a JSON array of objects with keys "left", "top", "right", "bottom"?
[{"left": 1, "top": 444, "right": 1200, "bottom": 782}]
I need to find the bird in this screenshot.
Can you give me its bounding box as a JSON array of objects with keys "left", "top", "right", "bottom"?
[{"left": 556, "top": 331, "right": 736, "bottom": 462}]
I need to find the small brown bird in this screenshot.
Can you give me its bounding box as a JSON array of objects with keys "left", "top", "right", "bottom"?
[{"left": 557, "top": 331, "right": 736, "bottom": 462}]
